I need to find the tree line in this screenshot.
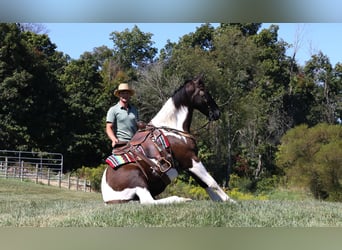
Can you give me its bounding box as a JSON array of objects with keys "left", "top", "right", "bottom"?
[{"left": 1, "top": 23, "right": 341, "bottom": 199}]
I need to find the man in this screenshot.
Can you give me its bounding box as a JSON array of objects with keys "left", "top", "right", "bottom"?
[{"left": 106, "top": 83, "right": 139, "bottom": 148}]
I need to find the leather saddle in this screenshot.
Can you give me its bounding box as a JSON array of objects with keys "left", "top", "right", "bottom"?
[{"left": 112, "top": 126, "right": 173, "bottom": 174}]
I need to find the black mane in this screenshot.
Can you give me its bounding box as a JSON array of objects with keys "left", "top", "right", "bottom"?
[
  {"left": 172, "top": 79, "right": 192, "bottom": 96},
  {"left": 171, "top": 79, "right": 193, "bottom": 108}
]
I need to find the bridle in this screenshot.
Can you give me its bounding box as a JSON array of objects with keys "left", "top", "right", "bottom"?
[{"left": 189, "top": 81, "right": 218, "bottom": 132}]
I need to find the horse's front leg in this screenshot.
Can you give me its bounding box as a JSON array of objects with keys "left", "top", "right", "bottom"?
[
  {"left": 136, "top": 187, "right": 191, "bottom": 204},
  {"left": 188, "top": 159, "right": 236, "bottom": 203}
]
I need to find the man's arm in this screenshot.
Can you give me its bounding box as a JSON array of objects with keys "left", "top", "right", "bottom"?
[{"left": 106, "top": 122, "right": 118, "bottom": 147}]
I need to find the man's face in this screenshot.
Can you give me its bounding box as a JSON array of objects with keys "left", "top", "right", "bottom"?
[{"left": 119, "top": 90, "right": 131, "bottom": 103}]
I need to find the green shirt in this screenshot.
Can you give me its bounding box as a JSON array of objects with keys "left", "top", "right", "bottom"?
[{"left": 106, "top": 103, "right": 138, "bottom": 142}]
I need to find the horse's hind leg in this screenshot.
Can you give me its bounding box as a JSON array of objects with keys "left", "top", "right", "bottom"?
[
  {"left": 101, "top": 167, "right": 191, "bottom": 204},
  {"left": 101, "top": 168, "right": 137, "bottom": 203},
  {"left": 188, "top": 159, "right": 236, "bottom": 203}
]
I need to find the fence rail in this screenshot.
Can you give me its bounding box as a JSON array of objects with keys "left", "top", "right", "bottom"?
[{"left": 0, "top": 150, "right": 91, "bottom": 192}]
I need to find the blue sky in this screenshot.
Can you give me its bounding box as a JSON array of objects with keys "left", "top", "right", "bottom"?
[{"left": 43, "top": 23, "right": 342, "bottom": 67}]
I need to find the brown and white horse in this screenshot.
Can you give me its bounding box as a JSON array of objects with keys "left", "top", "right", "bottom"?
[{"left": 101, "top": 75, "right": 236, "bottom": 204}]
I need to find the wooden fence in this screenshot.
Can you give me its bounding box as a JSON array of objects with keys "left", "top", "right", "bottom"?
[{"left": 0, "top": 150, "right": 91, "bottom": 192}]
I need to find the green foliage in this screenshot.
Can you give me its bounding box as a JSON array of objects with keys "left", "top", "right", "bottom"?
[
  {"left": 159, "top": 178, "right": 208, "bottom": 200},
  {"left": 60, "top": 55, "right": 109, "bottom": 169},
  {"left": 229, "top": 173, "right": 285, "bottom": 198},
  {"left": 255, "top": 175, "right": 281, "bottom": 194},
  {"left": 162, "top": 176, "right": 270, "bottom": 201},
  {"left": 276, "top": 123, "right": 342, "bottom": 201},
  {"left": 110, "top": 25, "right": 157, "bottom": 71},
  {"left": 229, "top": 188, "right": 268, "bottom": 201},
  {"left": 75, "top": 164, "right": 107, "bottom": 192},
  {"left": 229, "top": 174, "right": 253, "bottom": 192},
  {"left": 0, "top": 23, "right": 68, "bottom": 152}
]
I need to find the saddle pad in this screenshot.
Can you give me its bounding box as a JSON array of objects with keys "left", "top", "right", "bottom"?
[
  {"left": 106, "top": 152, "right": 136, "bottom": 169},
  {"left": 156, "top": 130, "right": 170, "bottom": 148},
  {"left": 105, "top": 129, "right": 171, "bottom": 169}
]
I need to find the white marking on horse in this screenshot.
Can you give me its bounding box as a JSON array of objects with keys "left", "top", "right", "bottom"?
[
  {"left": 151, "top": 99, "right": 188, "bottom": 129},
  {"left": 151, "top": 98, "right": 188, "bottom": 142},
  {"left": 189, "top": 159, "right": 236, "bottom": 203},
  {"left": 101, "top": 168, "right": 137, "bottom": 202}
]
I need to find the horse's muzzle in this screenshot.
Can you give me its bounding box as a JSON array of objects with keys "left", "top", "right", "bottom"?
[{"left": 209, "top": 110, "right": 220, "bottom": 121}]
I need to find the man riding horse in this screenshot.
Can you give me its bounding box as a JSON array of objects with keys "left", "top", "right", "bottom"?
[{"left": 101, "top": 76, "right": 236, "bottom": 205}]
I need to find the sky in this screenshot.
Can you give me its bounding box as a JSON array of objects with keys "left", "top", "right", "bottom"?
[{"left": 42, "top": 23, "right": 342, "bottom": 67}]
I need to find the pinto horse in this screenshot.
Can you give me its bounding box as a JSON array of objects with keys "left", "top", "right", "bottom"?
[{"left": 101, "top": 75, "right": 236, "bottom": 204}]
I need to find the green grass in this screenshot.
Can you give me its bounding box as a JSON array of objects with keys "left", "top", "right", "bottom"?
[{"left": 1, "top": 178, "right": 341, "bottom": 227}]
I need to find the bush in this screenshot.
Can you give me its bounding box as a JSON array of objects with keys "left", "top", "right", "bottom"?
[
  {"left": 255, "top": 175, "right": 280, "bottom": 195},
  {"left": 228, "top": 174, "right": 254, "bottom": 192},
  {"left": 228, "top": 188, "right": 268, "bottom": 201},
  {"left": 276, "top": 123, "right": 342, "bottom": 201},
  {"left": 158, "top": 178, "right": 209, "bottom": 200},
  {"left": 76, "top": 164, "right": 107, "bottom": 192}
]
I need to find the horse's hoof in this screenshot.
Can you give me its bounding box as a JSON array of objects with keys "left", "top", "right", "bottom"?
[
  {"left": 228, "top": 198, "right": 237, "bottom": 204},
  {"left": 171, "top": 196, "right": 192, "bottom": 203}
]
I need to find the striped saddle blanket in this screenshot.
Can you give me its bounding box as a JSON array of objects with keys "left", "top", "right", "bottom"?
[
  {"left": 105, "top": 129, "right": 170, "bottom": 169},
  {"left": 106, "top": 151, "right": 136, "bottom": 169}
]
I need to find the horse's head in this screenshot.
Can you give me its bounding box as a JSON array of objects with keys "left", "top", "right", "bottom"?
[
  {"left": 186, "top": 75, "right": 220, "bottom": 121},
  {"left": 153, "top": 75, "right": 221, "bottom": 132}
]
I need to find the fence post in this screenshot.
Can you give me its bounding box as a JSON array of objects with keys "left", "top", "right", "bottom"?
[
  {"left": 35, "top": 164, "right": 39, "bottom": 184},
  {"left": 47, "top": 168, "right": 50, "bottom": 186},
  {"left": 20, "top": 160, "right": 24, "bottom": 182},
  {"left": 68, "top": 173, "right": 71, "bottom": 190},
  {"left": 76, "top": 176, "right": 79, "bottom": 191},
  {"left": 83, "top": 179, "right": 87, "bottom": 192},
  {"left": 58, "top": 171, "right": 61, "bottom": 188},
  {"left": 5, "top": 157, "right": 8, "bottom": 179}
]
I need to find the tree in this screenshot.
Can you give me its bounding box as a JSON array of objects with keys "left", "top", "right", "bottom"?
[
  {"left": 211, "top": 24, "right": 261, "bottom": 184},
  {"left": 20, "top": 23, "right": 48, "bottom": 34},
  {"left": 303, "top": 52, "right": 340, "bottom": 124},
  {"left": 177, "top": 23, "right": 215, "bottom": 51},
  {"left": 59, "top": 53, "right": 108, "bottom": 170},
  {"left": 221, "top": 23, "right": 262, "bottom": 36},
  {"left": 333, "top": 63, "right": 342, "bottom": 122},
  {"left": 110, "top": 25, "right": 157, "bottom": 76},
  {"left": 134, "top": 61, "right": 182, "bottom": 122},
  {"left": 0, "top": 23, "right": 68, "bottom": 152}
]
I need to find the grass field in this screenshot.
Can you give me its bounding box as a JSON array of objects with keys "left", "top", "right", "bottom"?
[{"left": 1, "top": 178, "right": 341, "bottom": 227}]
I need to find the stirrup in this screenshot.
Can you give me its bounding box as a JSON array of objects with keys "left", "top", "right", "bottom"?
[{"left": 159, "top": 157, "right": 172, "bottom": 172}]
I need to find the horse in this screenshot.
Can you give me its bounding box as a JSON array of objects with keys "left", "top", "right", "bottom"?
[{"left": 101, "top": 75, "right": 236, "bottom": 204}]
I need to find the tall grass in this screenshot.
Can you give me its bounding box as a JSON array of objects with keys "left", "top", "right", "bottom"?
[{"left": 1, "top": 178, "right": 341, "bottom": 227}]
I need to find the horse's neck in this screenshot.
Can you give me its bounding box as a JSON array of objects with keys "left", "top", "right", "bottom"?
[{"left": 150, "top": 98, "right": 192, "bottom": 132}]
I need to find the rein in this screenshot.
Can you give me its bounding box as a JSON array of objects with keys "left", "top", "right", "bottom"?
[
  {"left": 147, "top": 117, "right": 211, "bottom": 140},
  {"left": 191, "top": 120, "right": 212, "bottom": 135},
  {"left": 148, "top": 125, "right": 197, "bottom": 141}
]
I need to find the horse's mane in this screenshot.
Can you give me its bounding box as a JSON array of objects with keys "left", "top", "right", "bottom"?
[
  {"left": 171, "top": 79, "right": 193, "bottom": 108},
  {"left": 172, "top": 79, "right": 192, "bottom": 96},
  {"left": 171, "top": 78, "right": 205, "bottom": 107}
]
